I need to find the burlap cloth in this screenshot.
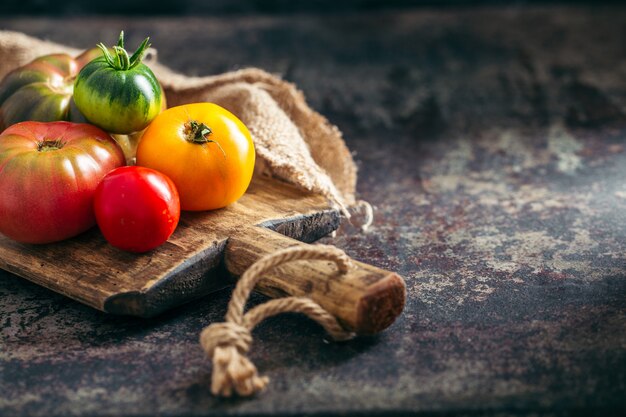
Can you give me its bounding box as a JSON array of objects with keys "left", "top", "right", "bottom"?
[{"left": 0, "top": 30, "right": 357, "bottom": 213}]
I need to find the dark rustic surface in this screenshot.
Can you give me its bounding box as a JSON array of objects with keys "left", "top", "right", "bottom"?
[{"left": 1, "top": 6, "right": 625, "bottom": 416}]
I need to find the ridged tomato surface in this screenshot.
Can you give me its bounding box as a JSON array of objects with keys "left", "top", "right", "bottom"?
[{"left": 0, "top": 121, "right": 126, "bottom": 244}]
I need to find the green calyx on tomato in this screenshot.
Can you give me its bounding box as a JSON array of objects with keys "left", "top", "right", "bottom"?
[
  {"left": 182, "top": 120, "right": 226, "bottom": 155},
  {"left": 74, "top": 31, "right": 163, "bottom": 135},
  {"left": 184, "top": 120, "right": 213, "bottom": 143},
  {"left": 97, "top": 31, "right": 150, "bottom": 71}
]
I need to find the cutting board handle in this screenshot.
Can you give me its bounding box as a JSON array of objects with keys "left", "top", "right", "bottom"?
[{"left": 224, "top": 226, "right": 406, "bottom": 335}]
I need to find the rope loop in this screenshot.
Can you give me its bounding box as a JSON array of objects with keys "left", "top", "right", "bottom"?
[{"left": 199, "top": 245, "right": 355, "bottom": 397}]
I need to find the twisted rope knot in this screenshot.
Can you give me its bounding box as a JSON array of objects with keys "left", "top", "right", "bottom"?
[
  {"left": 200, "top": 321, "right": 252, "bottom": 357},
  {"left": 200, "top": 321, "right": 266, "bottom": 397}
]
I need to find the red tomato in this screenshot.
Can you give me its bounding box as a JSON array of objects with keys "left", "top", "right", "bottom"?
[
  {"left": 0, "top": 121, "right": 125, "bottom": 244},
  {"left": 94, "top": 166, "right": 180, "bottom": 253}
]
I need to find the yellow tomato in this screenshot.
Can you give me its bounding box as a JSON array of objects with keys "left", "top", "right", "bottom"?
[{"left": 136, "top": 103, "right": 255, "bottom": 211}]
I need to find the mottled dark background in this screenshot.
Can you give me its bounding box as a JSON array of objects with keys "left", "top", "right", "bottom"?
[
  {"left": 1, "top": 1, "right": 626, "bottom": 417},
  {"left": 0, "top": 0, "right": 623, "bottom": 16}
]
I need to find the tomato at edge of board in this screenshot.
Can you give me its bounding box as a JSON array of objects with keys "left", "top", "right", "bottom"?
[{"left": 93, "top": 166, "right": 180, "bottom": 253}]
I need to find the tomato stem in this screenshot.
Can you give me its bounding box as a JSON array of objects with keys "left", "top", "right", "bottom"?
[
  {"left": 184, "top": 121, "right": 226, "bottom": 157},
  {"left": 37, "top": 139, "right": 64, "bottom": 152},
  {"left": 185, "top": 120, "right": 212, "bottom": 142},
  {"left": 97, "top": 31, "right": 151, "bottom": 71},
  {"left": 114, "top": 46, "right": 131, "bottom": 70}
]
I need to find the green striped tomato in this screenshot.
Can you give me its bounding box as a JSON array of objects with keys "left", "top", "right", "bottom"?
[
  {"left": 73, "top": 32, "right": 162, "bottom": 134},
  {"left": 0, "top": 48, "right": 101, "bottom": 131}
]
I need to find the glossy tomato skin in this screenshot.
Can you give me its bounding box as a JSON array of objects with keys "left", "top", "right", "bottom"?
[
  {"left": 74, "top": 57, "right": 162, "bottom": 134},
  {"left": 94, "top": 166, "right": 180, "bottom": 253},
  {"left": 0, "top": 121, "right": 126, "bottom": 244},
  {"left": 136, "top": 103, "right": 255, "bottom": 211},
  {"left": 0, "top": 49, "right": 102, "bottom": 130}
]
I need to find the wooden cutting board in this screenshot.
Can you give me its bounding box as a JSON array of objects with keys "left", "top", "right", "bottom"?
[{"left": 0, "top": 176, "right": 405, "bottom": 334}]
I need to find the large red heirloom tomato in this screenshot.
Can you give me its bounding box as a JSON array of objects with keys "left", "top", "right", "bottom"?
[{"left": 0, "top": 121, "right": 125, "bottom": 244}]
